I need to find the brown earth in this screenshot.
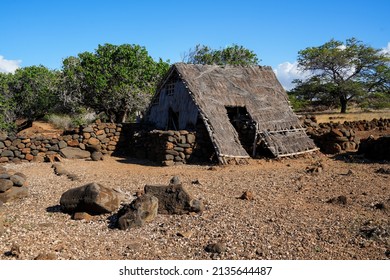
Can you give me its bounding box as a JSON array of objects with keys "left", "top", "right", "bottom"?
[
  {"left": 0, "top": 151, "right": 389, "bottom": 260},
  {"left": 17, "top": 121, "right": 63, "bottom": 138}
]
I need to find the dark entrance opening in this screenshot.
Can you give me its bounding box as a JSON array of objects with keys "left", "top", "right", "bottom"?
[
  {"left": 225, "top": 106, "right": 256, "bottom": 155},
  {"left": 188, "top": 117, "right": 217, "bottom": 163},
  {"left": 167, "top": 107, "right": 179, "bottom": 130}
]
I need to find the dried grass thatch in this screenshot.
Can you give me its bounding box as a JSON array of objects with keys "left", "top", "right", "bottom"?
[{"left": 147, "top": 63, "right": 318, "bottom": 163}]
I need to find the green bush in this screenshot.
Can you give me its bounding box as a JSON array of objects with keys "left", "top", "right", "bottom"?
[
  {"left": 359, "top": 92, "right": 390, "bottom": 110},
  {"left": 288, "top": 94, "right": 309, "bottom": 112},
  {"left": 45, "top": 111, "right": 97, "bottom": 130},
  {"left": 44, "top": 114, "right": 73, "bottom": 130}
]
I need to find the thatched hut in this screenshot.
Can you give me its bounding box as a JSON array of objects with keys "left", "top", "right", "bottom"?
[{"left": 145, "top": 63, "right": 317, "bottom": 164}]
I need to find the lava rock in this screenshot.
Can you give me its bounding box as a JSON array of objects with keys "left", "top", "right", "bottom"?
[
  {"left": 117, "top": 194, "right": 158, "bottom": 230},
  {"left": 60, "top": 182, "right": 122, "bottom": 215}
]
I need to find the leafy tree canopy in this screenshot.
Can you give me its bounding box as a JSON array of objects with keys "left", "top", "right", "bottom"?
[
  {"left": 61, "top": 43, "right": 169, "bottom": 122},
  {"left": 0, "top": 72, "right": 16, "bottom": 132},
  {"left": 184, "top": 44, "right": 259, "bottom": 66},
  {"left": 8, "top": 65, "right": 60, "bottom": 122},
  {"left": 295, "top": 38, "right": 390, "bottom": 113}
]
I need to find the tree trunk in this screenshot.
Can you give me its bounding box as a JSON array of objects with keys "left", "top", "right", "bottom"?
[
  {"left": 340, "top": 96, "right": 347, "bottom": 114},
  {"left": 114, "top": 110, "right": 128, "bottom": 123},
  {"left": 120, "top": 109, "right": 128, "bottom": 123}
]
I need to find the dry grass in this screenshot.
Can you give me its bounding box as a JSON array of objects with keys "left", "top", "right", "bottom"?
[{"left": 309, "top": 109, "right": 390, "bottom": 124}]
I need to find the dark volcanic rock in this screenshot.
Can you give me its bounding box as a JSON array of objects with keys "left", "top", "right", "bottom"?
[
  {"left": 144, "top": 177, "right": 204, "bottom": 215},
  {"left": 60, "top": 182, "right": 122, "bottom": 214},
  {"left": 117, "top": 194, "right": 158, "bottom": 230}
]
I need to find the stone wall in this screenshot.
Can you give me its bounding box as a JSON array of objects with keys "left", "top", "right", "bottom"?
[
  {"left": 299, "top": 116, "right": 390, "bottom": 154},
  {"left": 0, "top": 121, "right": 133, "bottom": 164},
  {"left": 132, "top": 130, "right": 197, "bottom": 166},
  {"left": 0, "top": 120, "right": 210, "bottom": 166}
]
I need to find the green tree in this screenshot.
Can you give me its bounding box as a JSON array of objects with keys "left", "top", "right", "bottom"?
[
  {"left": 60, "top": 56, "right": 85, "bottom": 114},
  {"left": 0, "top": 72, "right": 15, "bottom": 132},
  {"left": 184, "top": 44, "right": 259, "bottom": 66},
  {"left": 8, "top": 65, "right": 60, "bottom": 123},
  {"left": 296, "top": 38, "right": 390, "bottom": 113},
  {"left": 62, "top": 44, "right": 169, "bottom": 122}
]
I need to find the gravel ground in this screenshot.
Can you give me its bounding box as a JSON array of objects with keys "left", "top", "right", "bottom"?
[{"left": 0, "top": 152, "right": 389, "bottom": 260}]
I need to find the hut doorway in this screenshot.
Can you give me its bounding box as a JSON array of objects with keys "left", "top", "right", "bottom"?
[
  {"left": 225, "top": 106, "right": 256, "bottom": 155},
  {"left": 167, "top": 107, "right": 179, "bottom": 130}
]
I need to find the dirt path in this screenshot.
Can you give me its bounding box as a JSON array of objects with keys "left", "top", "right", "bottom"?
[{"left": 1, "top": 152, "right": 389, "bottom": 260}]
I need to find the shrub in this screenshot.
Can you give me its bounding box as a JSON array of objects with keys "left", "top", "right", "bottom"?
[{"left": 45, "top": 114, "right": 73, "bottom": 130}]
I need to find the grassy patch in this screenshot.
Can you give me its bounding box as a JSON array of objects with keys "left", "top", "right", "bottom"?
[{"left": 306, "top": 109, "right": 390, "bottom": 124}]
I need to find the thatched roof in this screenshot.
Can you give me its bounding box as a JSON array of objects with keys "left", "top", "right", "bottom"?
[{"left": 154, "top": 63, "right": 317, "bottom": 163}]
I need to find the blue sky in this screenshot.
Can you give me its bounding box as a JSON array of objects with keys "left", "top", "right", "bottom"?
[{"left": 1, "top": 0, "right": 389, "bottom": 89}]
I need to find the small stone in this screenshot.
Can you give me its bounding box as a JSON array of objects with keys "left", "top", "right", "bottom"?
[
  {"left": 169, "top": 176, "right": 181, "bottom": 185},
  {"left": 177, "top": 230, "right": 194, "bottom": 238},
  {"left": 186, "top": 134, "right": 196, "bottom": 144},
  {"left": 326, "top": 195, "right": 347, "bottom": 205},
  {"left": 25, "top": 154, "right": 34, "bottom": 161},
  {"left": 207, "top": 166, "right": 218, "bottom": 171},
  {"left": 238, "top": 190, "right": 255, "bottom": 200},
  {"left": 135, "top": 190, "right": 144, "bottom": 197},
  {"left": 10, "top": 174, "right": 26, "bottom": 187},
  {"left": 165, "top": 142, "right": 174, "bottom": 150},
  {"left": 34, "top": 252, "right": 56, "bottom": 260},
  {"left": 83, "top": 127, "right": 94, "bottom": 133},
  {"left": 67, "top": 139, "right": 79, "bottom": 147},
  {"left": 88, "top": 138, "right": 100, "bottom": 146},
  {"left": 205, "top": 242, "right": 226, "bottom": 254},
  {"left": 58, "top": 140, "right": 67, "bottom": 149},
  {"left": 373, "top": 202, "right": 386, "bottom": 210},
  {"left": 107, "top": 145, "right": 116, "bottom": 151},
  {"left": 0, "top": 179, "right": 13, "bottom": 192},
  {"left": 375, "top": 168, "right": 390, "bottom": 175},
  {"left": 72, "top": 212, "right": 92, "bottom": 221},
  {"left": 52, "top": 163, "right": 69, "bottom": 176},
  {"left": 162, "top": 160, "right": 174, "bottom": 166},
  {"left": 0, "top": 173, "right": 10, "bottom": 179},
  {"left": 1, "top": 150, "right": 14, "bottom": 158},
  {"left": 83, "top": 132, "right": 91, "bottom": 139},
  {"left": 66, "top": 173, "right": 80, "bottom": 181},
  {"left": 96, "top": 130, "right": 105, "bottom": 136},
  {"left": 91, "top": 151, "right": 103, "bottom": 161},
  {"left": 8, "top": 244, "right": 21, "bottom": 258}
]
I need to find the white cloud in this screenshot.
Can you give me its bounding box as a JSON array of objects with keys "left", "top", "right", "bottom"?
[
  {"left": 380, "top": 42, "right": 390, "bottom": 56},
  {"left": 0, "top": 55, "right": 21, "bottom": 73},
  {"left": 273, "top": 61, "right": 311, "bottom": 91},
  {"left": 336, "top": 44, "right": 346, "bottom": 50}
]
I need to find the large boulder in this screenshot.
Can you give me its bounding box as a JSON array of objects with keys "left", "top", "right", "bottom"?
[
  {"left": 144, "top": 177, "right": 204, "bottom": 215},
  {"left": 358, "top": 136, "right": 390, "bottom": 160},
  {"left": 0, "top": 186, "right": 29, "bottom": 203},
  {"left": 10, "top": 174, "right": 26, "bottom": 187},
  {"left": 0, "top": 170, "right": 28, "bottom": 203},
  {"left": 60, "top": 147, "right": 91, "bottom": 159},
  {"left": 116, "top": 194, "right": 158, "bottom": 230},
  {"left": 60, "top": 182, "right": 122, "bottom": 214},
  {"left": 0, "top": 179, "right": 13, "bottom": 192}
]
